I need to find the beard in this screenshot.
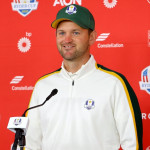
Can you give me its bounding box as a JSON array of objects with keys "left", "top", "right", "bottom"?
[{"left": 57, "top": 42, "right": 90, "bottom": 61}]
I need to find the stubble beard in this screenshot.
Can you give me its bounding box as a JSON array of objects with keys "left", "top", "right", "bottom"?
[{"left": 57, "top": 43, "right": 90, "bottom": 61}]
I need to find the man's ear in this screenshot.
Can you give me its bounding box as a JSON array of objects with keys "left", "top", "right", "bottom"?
[{"left": 89, "top": 30, "right": 97, "bottom": 46}]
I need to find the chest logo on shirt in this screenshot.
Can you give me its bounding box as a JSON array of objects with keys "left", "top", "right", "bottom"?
[{"left": 84, "top": 99, "right": 95, "bottom": 110}]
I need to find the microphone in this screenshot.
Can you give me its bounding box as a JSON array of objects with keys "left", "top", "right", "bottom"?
[
  {"left": 7, "top": 88, "right": 58, "bottom": 150},
  {"left": 22, "top": 88, "right": 58, "bottom": 117}
]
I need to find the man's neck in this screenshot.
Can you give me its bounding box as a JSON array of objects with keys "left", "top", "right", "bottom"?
[{"left": 63, "top": 55, "right": 90, "bottom": 73}]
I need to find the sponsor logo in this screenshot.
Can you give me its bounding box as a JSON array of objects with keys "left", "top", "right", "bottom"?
[
  {"left": 10, "top": 76, "right": 24, "bottom": 84},
  {"left": 146, "top": 146, "right": 150, "bottom": 150},
  {"left": 11, "top": 0, "right": 38, "bottom": 17},
  {"left": 96, "top": 33, "right": 124, "bottom": 48},
  {"left": 139, "top": 66, "right": 150, "bottom": 94},
  {"left": 11, "top": 86, "right": 34, "bottom": 91},
  {"left": 103, "top": 0, "right": 117, "bottom": 8},
  {"left": 96, "top": 33, "right": 110, "bottom": 41},
  {"left": 14, "top": 118, "right": 22, "bottom": 126},
  {"left": 84, "top": 99, "right": 95, "bottom": 110},
  {"left": 53, "top": 0, "right": 82, "bottom": 6},
  {"left": 10, "top": 76, "right": 34, "bottom": 91},
  {"left": 18, "top": 37, "right": 31, "bottom": 53},
  {"left": 66, "top": 5, "right": 77, "bottom": 15},
  {"left": 142, "top": 113, "right": 150, "bottom": 119},
  {"left": 17, "top": 32, "right": 32, "bottom": 53},
  {"left": 148, "top": 30, "right": 150, "bottom": 47}
]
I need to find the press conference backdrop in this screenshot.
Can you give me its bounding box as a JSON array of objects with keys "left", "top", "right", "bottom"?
[{"left": 0, "top": 0, "right": 150, "bottom": 149}]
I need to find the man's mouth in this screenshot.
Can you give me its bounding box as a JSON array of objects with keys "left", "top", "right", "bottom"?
[{"left": 63, "top": 45, "right": 75, "bottom": 49}]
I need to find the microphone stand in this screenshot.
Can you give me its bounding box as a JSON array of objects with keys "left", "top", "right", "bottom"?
[
  {"left": 12, "top": 100, "right": 51, "bottom": 150},
  {"left": 12, "top": 128, "right": 25, "bottom": 150},
  {"left": 11, "top": 88, "right": 58, "bottom": 150}
]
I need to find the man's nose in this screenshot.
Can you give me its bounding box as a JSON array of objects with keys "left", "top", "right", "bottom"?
[{"left": 64, "top": 33, "right": 73, "bottom": 43}]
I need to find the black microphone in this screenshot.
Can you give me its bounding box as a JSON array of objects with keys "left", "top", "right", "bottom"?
[
  {"left": 10, "top": 88, "right": 58, "bottom": 150},
  {"left": 22, "top": 88, "right": 58, "bottom": 117}
]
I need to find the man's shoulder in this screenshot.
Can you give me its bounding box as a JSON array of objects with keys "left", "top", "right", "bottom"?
[
  {"left": 36, "top": 68, "right": 62, "bottom": 84},
  {"left": 95, "top": 63, "right": 128, "bottom": 83}
]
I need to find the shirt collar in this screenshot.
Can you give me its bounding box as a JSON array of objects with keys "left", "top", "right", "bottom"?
[{"left": 61, "top": 55, "right": 96, "bottom": 80}]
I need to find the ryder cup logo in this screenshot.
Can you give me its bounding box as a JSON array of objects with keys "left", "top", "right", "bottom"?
[
  {"left": 84, "top": 99, "right": 95, "bottom": 110},
  {"left": 14, "top": 118, "right": 22, "bottom": 126},
  {"left": 139, "top": 66, "right": 150, "bottom": 94},
  {"left": 11, "top": 0, "right": 38, "bottom": 17},
  {"left": 66, "top": 5, "right": 77, "bottom": 15}
]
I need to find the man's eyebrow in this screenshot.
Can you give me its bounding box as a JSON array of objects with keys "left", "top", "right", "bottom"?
[
  {"left": 56, "top": 29, "right": 64, "bottom": 32},
  {"left": 72, "top": 29, "right": 80, "bottom": 32},
  {"left": 56, "top": 29, "right": 81, "bottom": 35},
  {"left": 57, "top": 29, "right": 81, "bottom": 31}
]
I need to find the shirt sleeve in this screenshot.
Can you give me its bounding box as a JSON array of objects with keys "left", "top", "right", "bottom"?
[
  {"left": 114, "top": 77, "right": 143, "bottom": 150},
  {"left": 24, "top": 83, "right": 42, "bottom": 150}
]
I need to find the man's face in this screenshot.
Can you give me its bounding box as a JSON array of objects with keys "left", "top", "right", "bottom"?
[{"left": 56, "top": 21, "right": 93, "bottom": 61}]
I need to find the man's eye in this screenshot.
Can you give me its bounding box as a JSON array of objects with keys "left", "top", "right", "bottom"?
[
  {"left": 59, "top": 32, "right": 65, "bottom": 35},
  {"left": 73, "top": 32, "right": 80, "bottom": 35}
]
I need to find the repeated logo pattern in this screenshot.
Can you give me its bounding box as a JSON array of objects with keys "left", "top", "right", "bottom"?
[
  {"left": 96, "top": 33, "right": 124, "bottom": 48},
  {"left": 53, "top": 0, "right": 82, "bottom": 6},
  {"left": 18, "top": 37, "right": 31, "bottom": 53},
  {"left": 11, "top": 0, "right": 38, "bottom": 17},
  {"left": 103, "top": 0, "right": 117, "bottom": 8},
  {"left": 96, "top": 33, "right": 110, "bottom": 41},
  {"left": 10, "top": 76, "right": 24, "bottom": 84},
  {"left": 139, "top": 66, "right": 150, "bottom": 94}
]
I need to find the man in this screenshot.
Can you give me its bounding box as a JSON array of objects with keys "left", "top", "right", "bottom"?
[{"left": 25, "top": 4, "right": 143, "bottom": 150}]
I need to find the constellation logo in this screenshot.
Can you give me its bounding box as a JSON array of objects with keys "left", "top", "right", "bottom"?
[
  {"left": 96, "top": 33, "right": 124, "bottom": 48},
  {"left": 10, "top": 76, "right": 34, "bottom": 91},
  {"left": 103, "top": 0, "right": 117, "bottom": 8},
  {"left": 11, "top": 0, "right": 38, "bottom": 17},
  {"left": 139, "top": 66, "right": 150, "bottom": 94},
  {"left": 96, "top": 33, "right": 110, "bottom": 41},
  {"left": 148, "top": 30, "right": 150, "bottom": 47},
  {"left": 17, "top": 32, "right": 32, "bottom": 53},
  {"left": 10, "top": 76, "right": 24, "bottom": 84},
  {"left": 53, "top": 0, "right": 82, "bottom": 6}
]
